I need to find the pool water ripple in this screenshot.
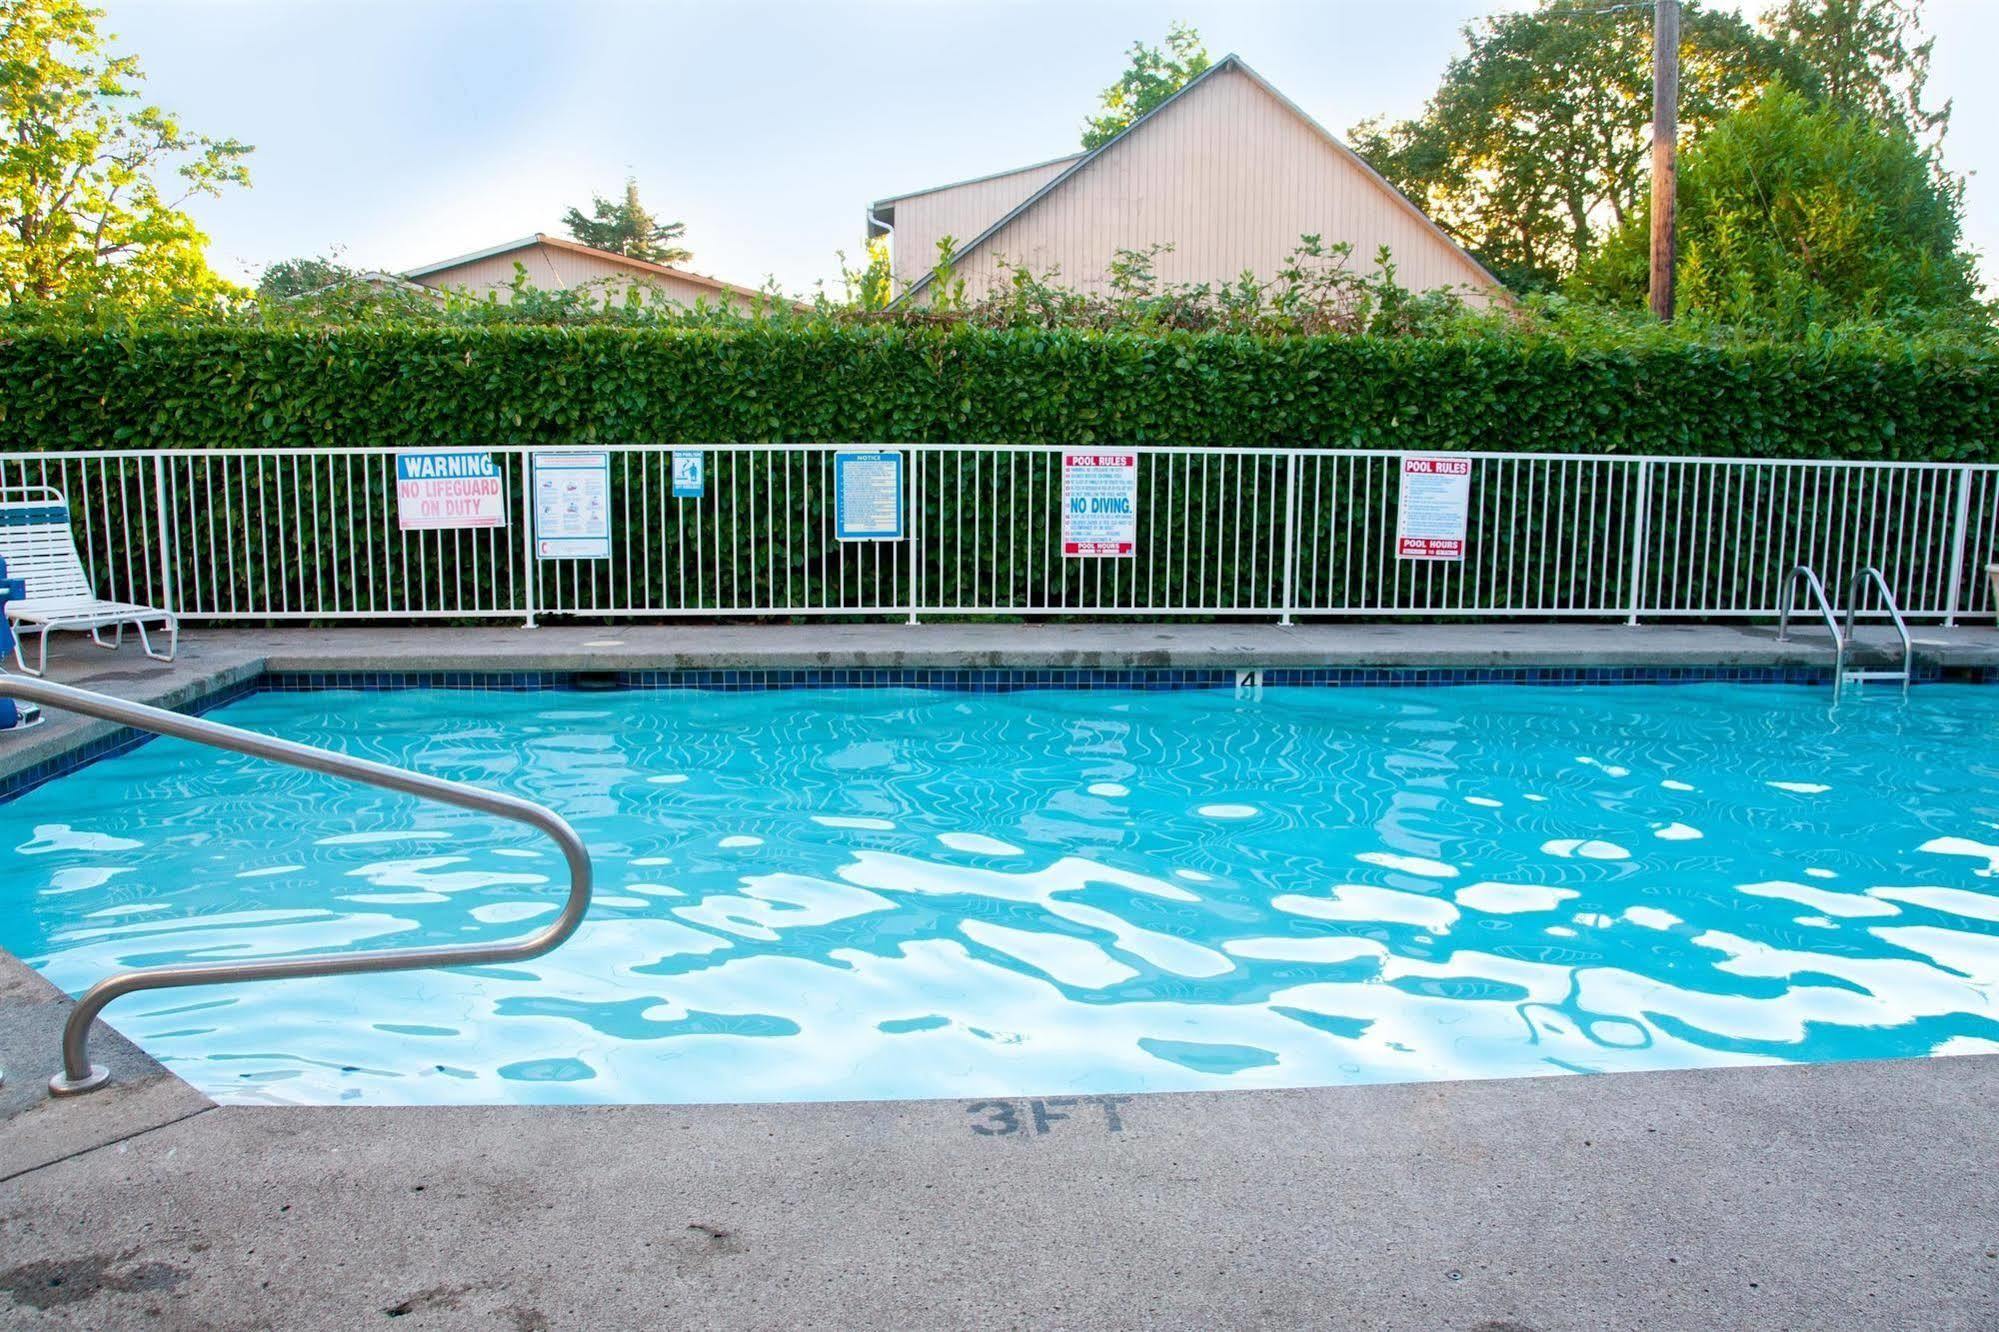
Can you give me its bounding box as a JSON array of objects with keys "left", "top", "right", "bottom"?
[{"left": 4, "top": 683, "right": 1999, "bottom": 1105}]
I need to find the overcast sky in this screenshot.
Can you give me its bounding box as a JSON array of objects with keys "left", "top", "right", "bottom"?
[{"left": 98, "top": 0, "right": 1997, "bottom": 297}]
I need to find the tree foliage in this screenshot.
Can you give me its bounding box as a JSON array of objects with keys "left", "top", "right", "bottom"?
[
  {"left": 1763, "top": 0, "right": 1948, "bottom": 145},
  {"left": 560, "top": 178, "right": 690, "bottom": 265},
  {"left": 1349, "top": 1, "right": 1802, "bottom": 291},
  {"left": 0, "top": 0, "right": 251, "bottom": 312},
  {"left": 256, "top": 252, "right": 359, "bottom": 301},
  {"left": 1571, "top": 84, "right": 1977, "bottom": 331},
  {"left": 1081, "top": 22, "right": 1211, "bottom": 150}
]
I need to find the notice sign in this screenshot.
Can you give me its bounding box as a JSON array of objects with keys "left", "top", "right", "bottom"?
[
  {"left": 533, "top": 450, "right": 612, "bottom": 559},
  {"left": 395, "top": 451, "right": 507, "bottom": 531},
  {"left": 1062, "top": 451, "right": 1137, "bottom": 557},
  {"left": 671, "top": 449, "right": 705, "bottom": 499},
  {"left": 835, "top": 451, "right": 903, "bottom": 541},
  {"left": 1396, "top": 455, "right": 1472, "bottom": 560}
]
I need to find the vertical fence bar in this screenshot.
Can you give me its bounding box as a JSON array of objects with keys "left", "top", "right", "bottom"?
[
  {"left": 908, "top": 448, "right": 922, "bottom": 623},
  {"left": 1279, "top": 451, "right": 1301, "bottom": 625},
  {"left": 1624, "top": 459, "right": 1653, "bottom": 625},
  {"left": 1943, "top": 465, "right": 1973, "bottom": 628},
  {"left": 519, "top": 448, "right": 538, "bottom": 627},
  {"left": 151, "top": 454, "right": 174, "bottom": 615}
]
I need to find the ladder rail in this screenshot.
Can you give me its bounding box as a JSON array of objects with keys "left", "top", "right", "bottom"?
[
  {"left": 1843, "top": 565, "right": 1914, "bottom": 698},
  {"left": 0, "top": 675, "right": 593, "bottom": 1096},
  {"left": 1776, "top": 564, "right": 1847, "bottom": 701}
]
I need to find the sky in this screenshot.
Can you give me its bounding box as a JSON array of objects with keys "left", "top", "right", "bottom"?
[{"left": 97, "top": 0, "right": 1999, "bottom": 297}]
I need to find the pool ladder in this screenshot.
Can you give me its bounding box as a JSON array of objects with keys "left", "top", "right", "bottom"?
[
  {"left": 1776, "top": 565, "right": 1914, "bottom": 701},
  {"left": 0, "top": 674, "right": 593, "bottom": 1098}
]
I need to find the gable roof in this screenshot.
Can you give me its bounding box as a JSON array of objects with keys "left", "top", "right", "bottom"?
[
  {"left": 405, "top": 233, "right": 772, "bottom": 303},
  {"left": 891, "top": 53, "right": 1503, "bottom": 306},
  {"left": 868, "top": 152, "right": 1088, "bottom": 233}
]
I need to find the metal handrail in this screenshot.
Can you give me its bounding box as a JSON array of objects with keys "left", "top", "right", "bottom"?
[
  {"left": 0, "top": 675, "right": 592, "bottom": 1096},
  {"left": 1776, "top": 564, "right": 1847, "bottom": 701},
  {"left": 1844, "top": 565, "right": 1914, "bottom": 697}
]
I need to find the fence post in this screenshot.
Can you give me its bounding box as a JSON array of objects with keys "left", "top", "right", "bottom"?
[
  {"left": 520, "top": 448, "right": 538, "bottom": 628},
  {"left": 907, "top": 448, "right": 922, "bottom": 625},
  {"left": 151, "top": 454, "right": 174, "bottom": 614},
  {"left": 1625, "top": 459, "right": 1653, "bottom": 626},
  {"left": 1279, "top": 451, "right": 1301, "bottom": 626},
  {"left": 1943, "top": 466, "right": 1973, "bottom": 628}
]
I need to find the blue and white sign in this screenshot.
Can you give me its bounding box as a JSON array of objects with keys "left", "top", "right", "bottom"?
[
  {"left": 395, "top": 450, "right": 507, "bottom": 531},
  {"left": 671, "top": 449, "right": 705, "bottom": 499},
  {"left": 533, "top": 449, "right": 612, "bottom": 560},
  {"left": 834, "top": 451, "right": 904, "bottom": 542}
]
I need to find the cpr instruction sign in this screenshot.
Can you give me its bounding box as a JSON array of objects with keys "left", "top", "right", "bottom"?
[
  {"left": 835, "top": 451, "right": 903, "bottom": 541},
  {"left": 533, "top": 450, "right": 612, "bottom": 559},
  {"left": 1062, "top": 451, "right": 1137, "bottom": 557},
  {"left": 395, "top": 451, "right": 507, "bottom": 531},
  {"left": 1396, "top": 455, "right": 1472, "bottom": 560}
]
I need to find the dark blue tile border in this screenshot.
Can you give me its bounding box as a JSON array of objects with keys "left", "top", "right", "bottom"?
[
  {"left": 257, "top": 663, "right": 1898, "bottom": 693},
  {"left": 0, "top": 674, "right": 257, "bottom": 804},
  {"left": 0, "top": 660, "right": 1968, "bottom": 803}
]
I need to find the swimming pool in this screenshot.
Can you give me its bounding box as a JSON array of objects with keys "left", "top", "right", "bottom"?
[{"left": 4, "top": 679, "right": 1998, "bottom": 1106}]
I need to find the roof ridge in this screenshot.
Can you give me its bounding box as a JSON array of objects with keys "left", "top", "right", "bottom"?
[{"left": 890, "top": 52, "right": 1502, "bottom": 306}]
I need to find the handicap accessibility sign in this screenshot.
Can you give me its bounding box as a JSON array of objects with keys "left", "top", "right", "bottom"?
[{"left": 672, "top": 450, "right": 705, "bottom": 499}]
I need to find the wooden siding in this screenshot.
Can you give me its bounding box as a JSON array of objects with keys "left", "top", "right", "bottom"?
[
  {"left": 413, "top": 243, "right": 752, "bottom": 308},
  {"left": 923, "top": 66, "right": 1498, "bottom": 305},
  {"left": 886, "top": 157, "right": 1080, "bottom": 291}
]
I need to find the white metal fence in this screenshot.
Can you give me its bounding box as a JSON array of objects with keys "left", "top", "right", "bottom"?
[{"left": 1, "top": 445, "right": 1993, "bottom": 625}]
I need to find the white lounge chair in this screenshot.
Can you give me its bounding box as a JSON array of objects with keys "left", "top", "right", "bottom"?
[{"left": 0, "top": 486, "right": 177, "bottom": 676}]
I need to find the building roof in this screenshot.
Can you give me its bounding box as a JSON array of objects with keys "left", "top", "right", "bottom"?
[
  {"left": 890, "top": 53, "right": 1503, "bottom": 305},
  {"left": 404, "top": 233, "right": 773, "bottom": 303},
  {"left": 867, "top": 152, "right": 1088, "bottom": 235}
]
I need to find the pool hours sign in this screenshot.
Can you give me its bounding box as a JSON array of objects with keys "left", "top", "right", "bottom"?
[
  {"left": 1061, "top": 451, "right": 1137, "bottom": 557},
  {"left": 395, "top": 450, "right": 508, "bottom": 531}
]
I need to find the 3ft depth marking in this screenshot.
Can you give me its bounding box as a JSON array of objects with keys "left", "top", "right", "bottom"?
[{"left": 966, "top": 1096, "right": 1130, "bottom": 1136}]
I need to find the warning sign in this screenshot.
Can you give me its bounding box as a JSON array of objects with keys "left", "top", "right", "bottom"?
[
  {"left": 1396, "top": 455, "right": 1472, "bottom": 561},
  {"left": 1062, "top": 451, "right": 1137, "bottom": 557},
  {"left": 395, "top": 451, "right": 507, "bottom": 531}
]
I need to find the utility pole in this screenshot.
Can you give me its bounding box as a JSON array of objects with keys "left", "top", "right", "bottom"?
[{"left": 1650, "top": 0, "right": 1680, "bottom": 322}]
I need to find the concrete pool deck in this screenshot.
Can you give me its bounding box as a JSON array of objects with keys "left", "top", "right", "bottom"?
[
  {"left": 4, "top": 620, "right": 1999, "bottom": 1327},
  {"left": 3, "top": 944, "right": 1998, "bottom": 1330}
]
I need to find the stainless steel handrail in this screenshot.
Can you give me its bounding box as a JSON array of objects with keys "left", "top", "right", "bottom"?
[
  {"left": 1776, "top": 564, "right": 1847, "bottom": 701},
  {"left": 0, "top": 675, "right": 592, "bottom": 1096},
  {"left": 1843, "top": 565, "right": 1914, "bottom": 698}
]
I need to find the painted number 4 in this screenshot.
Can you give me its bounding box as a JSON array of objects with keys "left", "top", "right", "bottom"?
[{"left": 966, "top": 1096, "right": 1129, "bottom": 1136}]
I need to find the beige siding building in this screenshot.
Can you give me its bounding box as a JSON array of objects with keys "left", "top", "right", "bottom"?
[
  {"left": 868, "top": 55, "right": 1502, "bottom": 306},
  {"left": 405, "top": 234, "right": 771, "bottom": 309}
]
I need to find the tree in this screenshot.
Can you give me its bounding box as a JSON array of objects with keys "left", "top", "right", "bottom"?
[
  {"left": 0, "top": 0, "right": 250, "bottom": 312},
  {"left": 257, "top": 252, "right": 358, "bottom": 301},
  {"left": 1081, "top": 22, "right": 1211, "bottom": 150},
  {"left": 1569, "top": 84, "right": 1976, "bottom": 328},
  {"left": 560, "top": 179, "right": 690, "bottom": 265},
  {"left": 1348, "top": 1, "right": 1802, "bottom": 291},
  {"left": 1763, "top": 0, "right": 1948, "bottom": 146}
]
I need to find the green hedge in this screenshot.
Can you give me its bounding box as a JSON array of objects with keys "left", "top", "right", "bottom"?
[{"left": 0, "top": 323, "right": 1992, "bottom": 460}]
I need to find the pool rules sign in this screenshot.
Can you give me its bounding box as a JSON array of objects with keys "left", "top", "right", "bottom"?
[
  {"left": 1061, "top": 451, "right": 1137, "bottom": 557},
  {"left": 1396, "top": 455, "right": 1472, "bottom": 560}
]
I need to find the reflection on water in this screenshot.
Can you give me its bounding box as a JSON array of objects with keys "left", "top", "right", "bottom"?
[{"left": 4, "top": 682, "right": 1999, "bottom": 1106}]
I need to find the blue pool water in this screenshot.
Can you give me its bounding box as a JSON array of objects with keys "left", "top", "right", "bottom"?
[{"left": 4, "top": 682, "right": 1999, "bottom": 1106}]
